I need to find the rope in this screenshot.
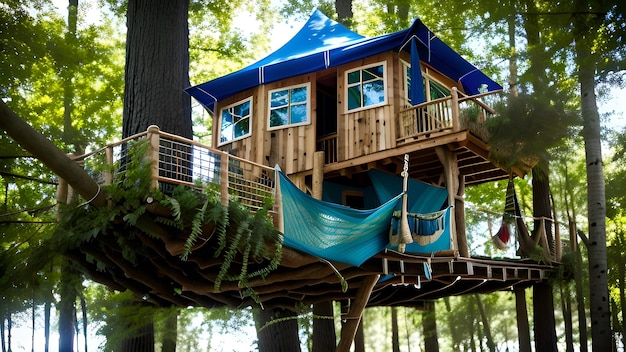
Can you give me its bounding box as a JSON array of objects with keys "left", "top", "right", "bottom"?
[{"left": 77, "top": 185, "right": 101, "bottom": 208}]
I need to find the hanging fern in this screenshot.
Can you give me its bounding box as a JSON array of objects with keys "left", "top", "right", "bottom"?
[{"left": 54, "top": 138, "right": 283, "bottom": 305}]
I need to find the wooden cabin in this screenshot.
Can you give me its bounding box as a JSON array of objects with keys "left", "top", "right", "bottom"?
[{"left": 186, "top": 9, "right": 530, "bottom": 258}]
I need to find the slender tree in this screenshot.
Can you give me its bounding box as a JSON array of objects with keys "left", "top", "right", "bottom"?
[{"left": 573, "top": 0, "right": 613, "bottom": 348}]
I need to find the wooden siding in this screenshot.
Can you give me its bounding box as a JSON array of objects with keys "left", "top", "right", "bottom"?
[
  {"left": 337, "top": 52, "right": 397, "bottom": 161},
  {"left": 214, "top": 76, "right": 317, "bottom": 175}
]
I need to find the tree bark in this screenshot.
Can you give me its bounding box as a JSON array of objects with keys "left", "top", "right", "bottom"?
[
  {"left": 58, "top": 259, "right": 77, "bottom": 352},
  {"left": 391, "top": 307, "right": 400, "bottom": 352},
  {"left": 334, "top": 0, "right": 353, "bottom": 27},
  {"left": 255, "top": 306, "right": 301, "bottom": 352},
  {"left": 122, "top": 0, "right": 192, "bottom": 139},
  {"left": 573, "top": 0, "right": 612, "bottom": 349},
  {"left": 423, "top": 301, "right": 439, "bottom": 352},
  {"left": 474, "top": 295, "right": 495, "bottom": 352},
  {"left": 531, "top": 166, "right": 558, "bottom": 352},
  {"left": 312, "top": 301, "right": 336, "bottom": 352},
  {"left": 560, "top": 282, "right": 574, "bottom": 352},
  {"left": 514, "top": 289, "right": 531, "bottom": 352},
  {"left": 161, "top": 310, "right": 178, "bottom": 352}
]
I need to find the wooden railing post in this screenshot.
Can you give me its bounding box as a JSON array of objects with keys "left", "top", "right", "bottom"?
[
  {"left": 104, "top": 146, "right": 114, "bottom": 186},
  {"left": 220, "top": 152, "right": 229, "bottom": 206},
  {"left": 146, "top": 125, "right": 161, "bottom": 190},
  {"left": 451, "top": 87, "right": 460, "bottom": 132}
]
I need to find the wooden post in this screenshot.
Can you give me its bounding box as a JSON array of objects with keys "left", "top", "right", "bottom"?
[
  {"left": 398, "top": 154, "right": 412, "bottom": 252},
  {"left": 455, "top": 176, "right": 469, "bottom": 258},
  {"left": 312, "top": 151, "right": 324, "bottom": 200},
  {"left": 0, "top": 100, "right": 106, "bottom": 207},
  {"left": 220, "top": 152, "right": 229, "bottom": 207},
  {"left": 336, "top": 275, "right": 379, "bottom": 352},
  {"left": 436, "top": 146, "right": 469, "bottom": 257},
  {"left": 56, "top": 177, "right": 68, "bottom": 221},
  {"left": 273, "top": 167, "right": 284, "bottom": 233},
  {"left": 146, "top": 125, "right": 160, "bottom": 190},
  {"left": 104, "top": 146, "right": 114, "bottom": 186},
  {"left": 451, "top": 87, "right": 460, "bottom": 132}
]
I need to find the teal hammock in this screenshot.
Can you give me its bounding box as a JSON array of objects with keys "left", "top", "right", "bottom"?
[{"left": 278, "top": 171, "right": 403, "bottom": 266}]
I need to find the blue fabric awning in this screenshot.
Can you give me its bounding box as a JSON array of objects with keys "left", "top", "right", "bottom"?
[{"left": 185, "top": 9, "right": 502, "bottom": 113}]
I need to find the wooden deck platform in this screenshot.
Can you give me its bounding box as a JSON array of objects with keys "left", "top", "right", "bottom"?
[{"left": 61, "top": 126, "right": 553, "bottom": 310}]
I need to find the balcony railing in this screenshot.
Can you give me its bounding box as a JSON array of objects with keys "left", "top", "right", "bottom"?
[
  {"left": 397, "top": 87, "right": 498, "bottom": 143},
  {"left": 75, "top": 126, "right": 276, "bottom": 213}
]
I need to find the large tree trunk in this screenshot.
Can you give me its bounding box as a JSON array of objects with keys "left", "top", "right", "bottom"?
[
  {"left": 122, "top": 0, "right": 192, "bottom": 139},
  {"left": 514, "top": 289, "right": 531, "bottom": 352},
  {"left": 312, "top": 302, "right": 336, "bottom": 352},
  {"left": 531, "top": 166, "right": 558, "bottom": 352},
  {"left": 573, "top": 0, "right": 612, "bottom": 349},
  {"left": 255, "top": 306, "right": 301, "bottom": 352},
  {"left": 334, "top": 0, "right": 353, "bottom": 27}
]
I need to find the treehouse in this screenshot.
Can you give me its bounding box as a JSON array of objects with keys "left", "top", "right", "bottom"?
[
  {"left": 185, "top": 9, "right": 537, "bottom": 260},
  {"left": 0, "top": 9, "right": 558, "bottom": 350}
]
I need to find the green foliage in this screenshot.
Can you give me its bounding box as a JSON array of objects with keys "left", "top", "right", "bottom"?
[
  {"left": 159, "top": 185, "right": 283, "bottom": 303},
  {"left": 48, "top": 139, "right": 283, "bottom": 304}
]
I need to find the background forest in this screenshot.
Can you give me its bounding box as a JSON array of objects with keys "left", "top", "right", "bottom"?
[{"left": 1, "top": 0, "right": 625, "bottom": 351}]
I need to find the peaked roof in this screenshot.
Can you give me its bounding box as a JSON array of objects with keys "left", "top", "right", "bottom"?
[{"left": 185, "top": 9, "right": 502, "bottom": 113}]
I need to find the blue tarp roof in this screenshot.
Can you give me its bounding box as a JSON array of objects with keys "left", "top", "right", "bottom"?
[{"left": 185, "top": 9, "right": 502, "bottom": 113}]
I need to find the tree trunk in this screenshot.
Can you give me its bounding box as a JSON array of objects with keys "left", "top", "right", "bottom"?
[
  {"left": 45, "top": 298, "right": 51, "bottom": 352},
  {"left": 560, "top": 282, "right": 574, "bottom": 352},
  {"left": 312, "top": 301, "right": 336, "bottom": 351},
  {"left": 354, "top": 320, "right": 365, "bottom": 352},
  {"left": 255, "top": 306, "right": 301, "bottom": 352},
  {"left": 531, "top": 166, "right": 558, "bottom": 352},
  {"left": 473, "top": 295, "right": 494, "bottom": 352},
  {"left": 444, "top": 297, "right": 460, "bottom": 350},
  {"left": 575, "top": 239, "right": 590, "bottom": 351},
  {"left": 161, "top": 310, "right": 178, "bottom": 352},
  {"left": 1, "top": 313, "right": 5, "bottom": 352},
  {"left": 423, "top": 301, "right": 439, "bottom": 352},
  {"left": 514, "top": 289, "right": 531, "bottom": 352},
  {"left": 391, "top": 307, "right": 400, "bottom": 352},
  {"left": 123, "top": 0, "right": 192, "bottom": 139},
  {"left": 617, "top": 241, "right": 626, "bottom": 344},
  {"left": 59, "top": 259, "right": 77, "bottom": 352},
  {"left": 574, "top": 1, "right": 612, "bottom": 349},
  {"left": 334, "top": 0, "right": 353, "bottom": 27}
]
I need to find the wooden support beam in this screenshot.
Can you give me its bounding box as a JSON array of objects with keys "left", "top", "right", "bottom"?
[
  {"left": 0, "top": 100, "right": 107, "bottom": 207},
  {"left": 336, "top": 274, "right": 379, "bottom": 352}
]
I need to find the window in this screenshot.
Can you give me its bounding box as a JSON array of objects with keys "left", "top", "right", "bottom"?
[
  {"left": 346, "top": 62, "right": 386, "bottom": 111},
  {"left": 268, "top": 83, "right": 310, "bottom": 129},
  {"left": 402, "top": 61, "right": 450, "bottom": 103},
  {"left": 219, "top": 98, "right": 251, "bottom": 144}
]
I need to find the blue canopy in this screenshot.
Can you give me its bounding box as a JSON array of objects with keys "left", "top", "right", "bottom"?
[{"left": 185, "top": 9, "right": 502, "bottom": 113}]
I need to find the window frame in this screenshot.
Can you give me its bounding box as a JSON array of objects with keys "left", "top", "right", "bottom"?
[
  {"left": 267, "top": 83, "right": 311, "bottom": 131},
  {"left": 401, "top": 60, "right": 450, "bottom": 104},
  {"left": 218, "top": 97, "right": 253, "bottom": 146},
  {"left": 344, "top": 61, "right": 387, "bottom": 113}
]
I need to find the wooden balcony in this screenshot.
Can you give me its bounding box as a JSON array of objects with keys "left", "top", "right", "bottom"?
[{"left": 396, "top": 88, "right": 497, "bottom": 144}]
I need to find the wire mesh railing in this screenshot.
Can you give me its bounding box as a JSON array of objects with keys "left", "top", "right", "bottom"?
[{"left": 75, "top": 126, "right": 276, "bottom": 213}]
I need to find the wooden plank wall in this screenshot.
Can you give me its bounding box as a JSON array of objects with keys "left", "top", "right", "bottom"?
[
  {"left": 337, "top": 53, "right": 397, "bottom": 161},
  {"left": 214, "top": 76, "right": 316, "bottom": 176}
]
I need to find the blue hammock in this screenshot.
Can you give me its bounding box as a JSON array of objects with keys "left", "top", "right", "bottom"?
[{"left": 279, "top": 172, "right": 403, "bottom": 266}]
